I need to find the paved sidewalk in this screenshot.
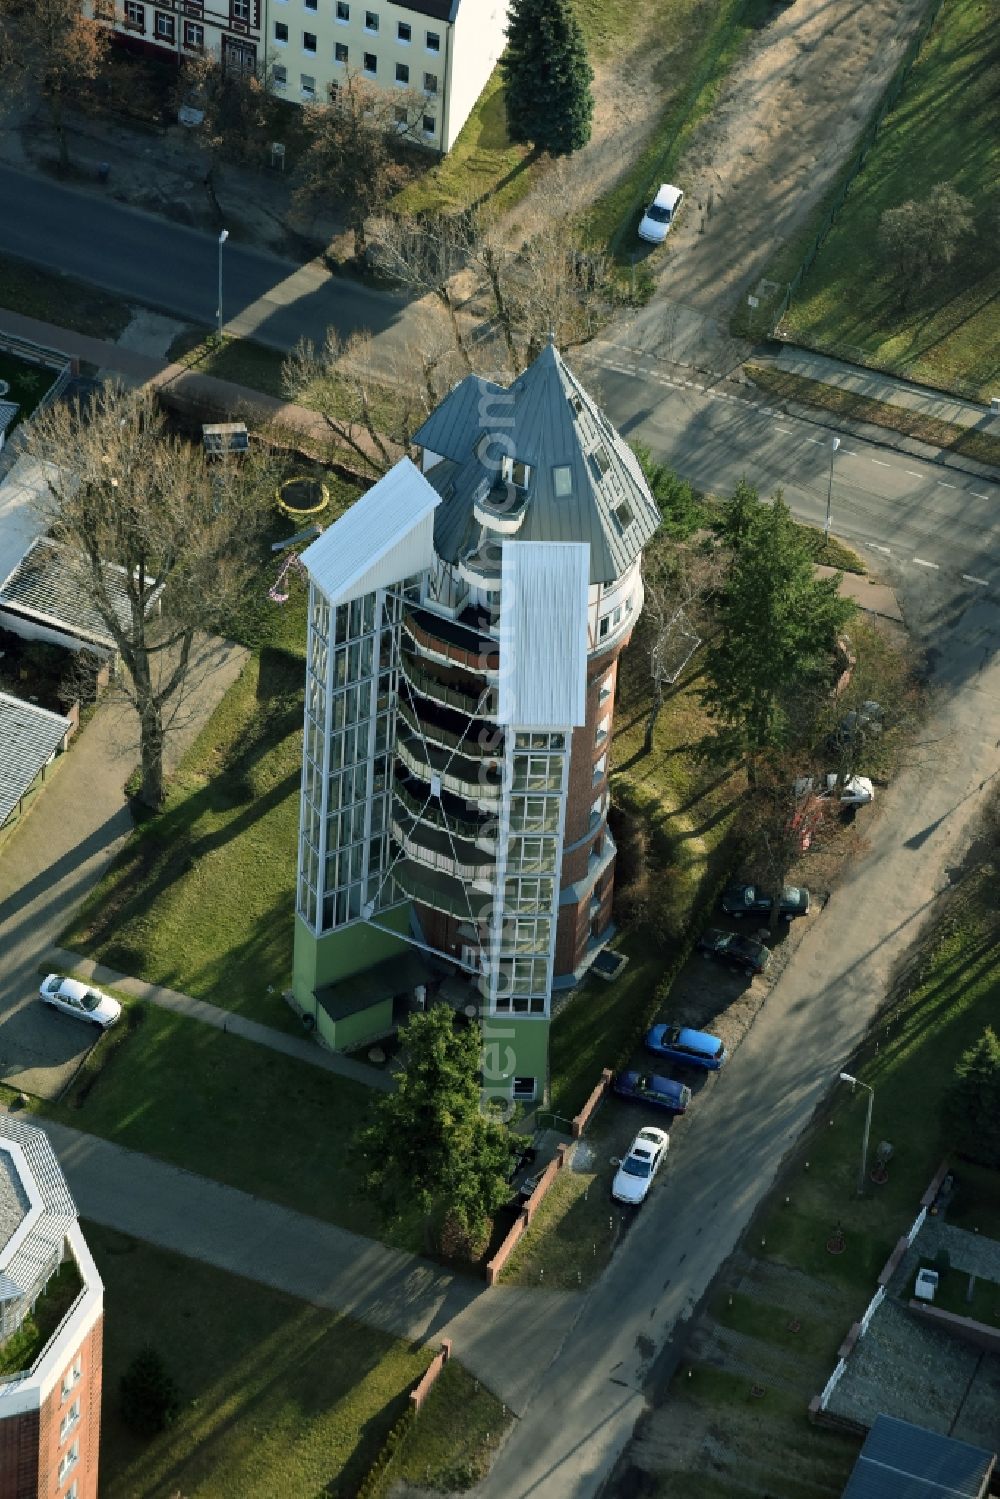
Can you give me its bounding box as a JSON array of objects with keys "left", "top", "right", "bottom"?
[
  {"left": 768, "top": 346, "right": 1000, "bottom": 431},
  {"left": 34, "top": 1114, "right": 580, "bottom": 1414},
  {"left": 43, "top": 946, "right": 394, "bottom": 1092},
  {"left": 0, "top": 634, "right": 248, "bottom": 1098}
]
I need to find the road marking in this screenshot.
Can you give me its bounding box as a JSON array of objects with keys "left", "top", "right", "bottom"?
[
  {"left": 840, "top": 450, "right": 859, "bottom": 457},
  {"left": 867, "top": 543, "right": 891, "bottom": 555},
  {"left": 870, "top": 459, "right": 891, "bottom": 467},
  {"left": 905, "top": 470, "right": 924, "bottom": 478},
  {"left": 803, "top": 437, "right": 823, "bottom": 445},
  {"left": 774, "top": 426, "right": 794, "bottom": 435},
  {"left": 936, "top": 481, "right": 957, "bottom": 489},
  {"left": 972, "top": 491, "right": 991, "bottom": 500},
  {"left": 913, "top": 557, "right": 940, "bottom": 569},
  {"left": 963, "top": 574, "right": 989, "bottom": 587}
]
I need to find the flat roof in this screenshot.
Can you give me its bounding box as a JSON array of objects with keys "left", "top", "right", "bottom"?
[
  {"left": 842, "top": 1415, "right": 995, "bottom": 1499},
  {"left": 314, "top": 950, "right": 432, "bottom": 1022},
  {"left": 498, "top": 541, "right": 589, "bottom": 728},
  {"left": 0, "top": 691, "right": 71, "bottom": 827}
]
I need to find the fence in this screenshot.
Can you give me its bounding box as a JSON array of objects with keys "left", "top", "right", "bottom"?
[
  {"left": 0, "top": 330, "right": 74, "bottom": 415},
  {"left": 769, "top": 0, "right": 947, "bottom": 339},
  {"left": 355, "top": 1341, "right": 453, "bottom": 1499},
  {"left": 484, "top": 1143, "right": 569, "bottom": 1286},
  {"left": 817, "top": 1357, "right": 847, "bottom": 1412}
]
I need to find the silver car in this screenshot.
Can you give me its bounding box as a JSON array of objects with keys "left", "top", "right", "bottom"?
[
  {"left": 39, "top": 974, "right": 121, "bottom": 1029},
  {"left": 612, "top": 1126, "right": 670, "bottom": 1205}
]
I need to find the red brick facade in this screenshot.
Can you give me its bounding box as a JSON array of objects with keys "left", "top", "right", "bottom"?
[{"left": 0, "top": 1313, "right": 103, "bottom": 1499}]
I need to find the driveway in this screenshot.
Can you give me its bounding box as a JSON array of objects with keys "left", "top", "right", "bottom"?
[{"left": 0, "top": 634, "right": 247, "bottom": 1097}]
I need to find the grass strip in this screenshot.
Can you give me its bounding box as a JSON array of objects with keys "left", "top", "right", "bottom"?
[
  {"left": 746, "top": 364, "right": 1000, "bottom": 470},
  {"left": 0, "top": 254, "right": 131, "bottom": 341},
  {"left": 165, "top": 329, "right": 290, "bottom": 399}
]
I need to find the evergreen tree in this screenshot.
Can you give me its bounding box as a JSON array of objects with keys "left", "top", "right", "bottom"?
[
  {"left": 501, "top": 0, "right": 594, "bottom": 156},
  {"left": 699, "top": 482, "right": 855, "bottom": 780},
  {"left": 355, "top": 1005, "right": 517, "bottom": 1254},
  {"left": 943, "top": 1027, "right": 1000, "bottom": 1168},
  {"left": 120, "top": 1346, "right": 181, "bottom": 1436}
]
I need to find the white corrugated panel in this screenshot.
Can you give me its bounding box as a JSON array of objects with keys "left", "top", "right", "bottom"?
[
  {"left": 0, "top": 693, "right": 71, "bottom": 828},
  {"left": 300, "top": 458, "right": 440, "bottom": 606},
  {"left": 498, "top": 542, "right": 590, "bottom": 728}
]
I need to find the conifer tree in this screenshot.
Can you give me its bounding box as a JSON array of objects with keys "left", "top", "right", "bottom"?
[{"left": 501, "top": 0, "right": 594, "bottom": 156}]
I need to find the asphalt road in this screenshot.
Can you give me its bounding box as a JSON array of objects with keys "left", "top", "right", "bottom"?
[{"left": 0, "top": 164, "right": 408, "bottom": 350}]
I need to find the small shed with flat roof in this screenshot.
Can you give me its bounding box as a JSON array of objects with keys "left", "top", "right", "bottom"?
[{"left": 841, "top": 1414, "right": 995, "bottom": 1499}]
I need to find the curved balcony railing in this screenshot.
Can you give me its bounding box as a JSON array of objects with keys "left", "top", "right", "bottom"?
[
  {"left": 393, "top": 777, "right": 498, "bottom": 847},
  {"left": 397, "top": 699, "right": 503, "bottom": 763},
  {"left": 396, "top": 736, "right": 502, "bottom": 806},
  {"left": 404, "top": 609, "right": 499, "bottom": 673},
  {"left": 394, "top": 859, "right": 497, "bottom": 922},
  {"left": 473, "top": 477, "right": 529, "bottom": 536},
  {"left": 457, "top": 549, "right": 503, "bottom": 594},
  {"left": 400, "top": 653, "right": 495, "bottom": 718},
  {"left": 390, "top": 816, "right": 496, "bottom": 882}
]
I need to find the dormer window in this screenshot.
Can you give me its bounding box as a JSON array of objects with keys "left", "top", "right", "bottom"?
[
  {"left": 590, "top": 445, "right": 610, "bottom": 478},
  {"left": 552, "top": 464, "right": 572, "bottom": 497},
  {"left": 502, "top": 457, "right": 531, "bottom": 488},
  {"left": 612, "top": 499, "right": 634, "bottom": 532}
]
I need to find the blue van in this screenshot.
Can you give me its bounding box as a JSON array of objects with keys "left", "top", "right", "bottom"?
[{"left": 645, "top": 1023, "right": 728, "bottom": 1071}]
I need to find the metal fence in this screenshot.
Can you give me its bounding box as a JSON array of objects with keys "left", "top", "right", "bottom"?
[
  {"left": 819, "top": 1357, "right": 847, "bottom": 1411},
  {"left": 770, "top": 0, "right": 947, "bottom": 340},
  {"left": 906, "top": 1205, "right": 928, "bottom": 1248},
  {"left": 859, "top": 1285, "right": 885, "bottom": 1337}
]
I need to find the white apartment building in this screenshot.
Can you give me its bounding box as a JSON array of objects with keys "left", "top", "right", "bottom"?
[
  {"left": 265, "top": 0, "right": 508, "bottom": 150},
  {"left": 86, "top": 0, "right": 263, "bottom": 75}
]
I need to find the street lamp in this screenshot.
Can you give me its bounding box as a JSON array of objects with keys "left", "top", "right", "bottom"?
[
  {"left": 216, "top": 228, "right": 229, "bottom": 337},
  {"left": 824, "top": 435, "right": 841, "bottom": 538},
  {"left": 839, "top": 1072, "right": 873, "bottom": 1196}
]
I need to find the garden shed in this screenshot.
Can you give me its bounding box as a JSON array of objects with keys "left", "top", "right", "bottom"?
[
  {"left": 841, "top": 1414, "right": 995, "bottom": 1499},
  {"left": 0, "top": 690, "right": 72, "bottom": 831}
]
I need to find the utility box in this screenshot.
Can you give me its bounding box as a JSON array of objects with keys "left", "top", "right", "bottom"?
[
  {"left": 202, "top": 422, "right": 249, "bottom": 457},
  {"left": 914, "top": 1268, "right": 940, "bottom": 1302}
]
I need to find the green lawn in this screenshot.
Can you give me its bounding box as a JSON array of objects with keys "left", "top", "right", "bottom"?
[
  {"left": 89, "top": 1224, "right": 436, "bottom": 1499},
  {"left": 0, "top": 254, "right": 132, "bottom": 341},
  {"left": 776, "top": 0, "right": 1000, "bottom": 399},
  {"left": 0, "top": 1261, "right": 82, "bottom": 1376},
  {"left": 36, "top": 1004, "right": 399, "bottom": 1239},
  {"left": 389, "top": 1360, "right": 511, "bottom": 1491},
  {"left": 165, "top": 330, "right": 290, "bottom": 399},
  {"left": 0, "top": 352, "right": 57, "bottom": 424}
]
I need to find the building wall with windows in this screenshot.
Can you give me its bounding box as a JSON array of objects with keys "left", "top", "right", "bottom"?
[
  {"left": 86, "top": 0, "right": 262, "bottom": 75},
  {"left": 265, "top": 0, "right": 507, "bottom": 150}
]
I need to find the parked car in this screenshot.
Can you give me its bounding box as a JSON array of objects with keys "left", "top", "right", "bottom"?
[
  {"left": 638, "top": 184, "right": 684, "bottom": 244},
  {"left": 721, "top": 883, "right": 810, "bottom": 919},
  {"left": 38, "top": 974, "right": 121, "bottom": 1029},
  {"left": 697, "top": 927, "right": 772, "bottom": 976},
  {"left": 613, "top": 1071, "right": 692, "bottom": 1115},
  {"left": 611, "top": 1126, "right": 670, "bottom": 1205},
  {"left": 645, "top": 1024, "right": 728, "bottom": 1070},
  {"left": 794, "top": 773, "right": 874, "bottom": 807}
]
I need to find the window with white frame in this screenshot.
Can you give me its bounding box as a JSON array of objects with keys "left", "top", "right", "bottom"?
[
  {"left": 155, "top": 11, "right": 175, "bottom": 39},
  {"left": 124, "top": 0, "right": 145, "bottom": 29},
  {"left": 66, "top": 1483, "right": 79, "bottom": 1499},
  {"left": 57, "top": 1444, "right": 79, "bottom": 1485},
  {"left": 593, "top": 751, "right": 607, "bottom": 778},
  {"left": 232, "top": 0, "right": 250, "bottom": 21},
  {"left": 183, "top": 19, "right": 204, "bottom": 46},
  {"left": 595, "top": 713, "right": 610, "bottom": 746},
  {"left": 552, "top": 464, "right": 572, "bottom": 497},
  {"left": 598, "top": 671, "right": 612, "bottom": 704},
  {"left": 60, "top": 1400, "right": 81, "bottom": 1443},
  {"left": 61, "top": 1356, "right": 82, "bottom": 1400}
]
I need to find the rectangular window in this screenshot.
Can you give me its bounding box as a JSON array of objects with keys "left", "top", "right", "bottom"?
[
  {"left": 335, "top": 40, "right": 347, "bottom": 61},
  {"left": 231, "top": 0, "right": 249, "bottom": 21},
  {"left": 590, "top": 444, "right": 611, "bottom": 478},
  {"left": 300, "top": 72, "right": 316, "bottom": 94},
  {"left": 154, "top": 10, "right": 175, "bottom": 39},
  {"left": 124, "top": 0, "right": 145, "bottom": 29},
  {"left": 426, "top": 28, "right": 439, "bottom": 49},
  {"left": 613, "top": 499, "right": 634, "bottom": 532},
  {"left": 513, "top": 1076, "right": 536, "bottom": 1099},
  {"left": 364, "top": 50, "right": 376, "bottom": 72},
  {"left": 422, "top": 113, "right": 436, "bottom": 134},
  {"left": 304, "top": 0, "right": 318, "bottom": 8},
  {"left": 272, "top": 61, "right": 287, "bottom": 85},
  {"left": 60, "top": 1400, "right": 80, "bottom": 1443},
  {"left": 397, "top": 20, "right": 410, "bottom": 40},
  {"left": 395, "top": 61, "right": 408, "bottom": 83},
  {"left": 57, "top": 1444, "right": 79, "bottom": 1484},
  {"left": 552, "top": 464, "right": 572, "bottom": 497},
  {"left": 364, "top": 8, "right": 378, "bottom": 28},
  {"left": 303, "top": 29, "right": 317, "bottom": 50},
  {"left": 336, "top": 0, "right": 349, "bottom": 15},
  {"left": 274, "top": 20, "right": 288, "bottom": 41},
  {"left": 183, "top": 21, "right": 204, "bottom": 48},
  {"left": 423, "top": 70, "right": 437, "bottom": 93}
]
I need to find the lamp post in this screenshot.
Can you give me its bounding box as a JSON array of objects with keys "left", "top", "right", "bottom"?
[
  {"left": 839, "top": 1072, "right": 873, "bottom": 1196},
  {"left": 824, "top": 435, "right": 841, "bottom": 538},
  {"left": 216, "top": 228, "right": 229, "bottom": 337}
]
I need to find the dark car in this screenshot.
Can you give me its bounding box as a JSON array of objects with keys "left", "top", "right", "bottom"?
[
  {"left": 613, "top": 1070, "right": 692, "bottom": 1114},
  {"left": 697, "top": 927, "right": 772, "bottom": 976},
  {"left": 721, "top": 883, "right": 810, "bottom": 919}
]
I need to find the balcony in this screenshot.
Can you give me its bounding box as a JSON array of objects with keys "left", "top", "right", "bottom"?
[
  {"left": 393, "top": 775, "right": 497, "bottom": 847},
  {"left": 397, "top": 698, "right": 503, "bottom": 762},
  {"left": 472, "top": 475, "right": 529, "bottom": 536},
  {"left": 396, "top": 736, "right": 502, "bottom": 806},
  {"left": 401, "top": 652, "right": 495, "bottom": 718},
  {"left": 404, "top": 608, "right": 499, "bottom": 673},
  {"left": 457, "top": 546, "right": 503, "bottom": 593},
  {"left": 395, "top": 859, "right": 496, "bottom": 922},
  {"left": 390, "top": 814, "right": 496, "bottom": 883}
]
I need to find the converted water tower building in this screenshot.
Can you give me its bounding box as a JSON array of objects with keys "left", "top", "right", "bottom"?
[{"left": 292, "top": 344, "right": 660, "bottom": 1103}]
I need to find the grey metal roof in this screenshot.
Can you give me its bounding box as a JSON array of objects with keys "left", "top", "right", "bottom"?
[
  {"left": 498, "top": 542, "right": 589, "bottom": 728},
  {"left": 842, "top": 1415, "right": 994, "bottom": 1499},
  {"left": 0, "top": 691, "right": 70, "bottom": 827},
  {"left": 0, "top": 402, "right": 18, "bottom": 439},
  {"left": 0, "top": 536, "right": 132, "bottom": 649},
  {"left": 0, "top": 1157, "right": 28, "bottom": 1267},
  {"left": 0, "top": 1117, "right": 76, "bottom": 1308},
  {"left": 412, "top": 344, "right": 661, "bottom": 585},
  {"left": 301, "top": 457, "right": 440, "bottom": 606}
]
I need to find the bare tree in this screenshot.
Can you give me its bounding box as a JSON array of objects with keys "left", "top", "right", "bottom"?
[
  {"left": 23, "top": 384, "right": 272, "bottom": 807},
  {"left": 177, "top": 53, "right": 282, "bottom": 210},
  {"left": 0, "top": 0, "right": 109, "bottom": 172},
  {"left": 293, "top": 71, "right": 423, "bottom": 260},
  {"left": 366, "top": 212, "right": 480, "bottom": 370},
  {"left": 641, "top": 539, "right": 722, "bottom": 754}
]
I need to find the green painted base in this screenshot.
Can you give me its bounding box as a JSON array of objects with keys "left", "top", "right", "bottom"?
[
  {"left": 292, "top": 906, "right": 412, "bottom": 1051},
  {"left": 481, "top": 1013, "right": 551, "bottom": 1108}
]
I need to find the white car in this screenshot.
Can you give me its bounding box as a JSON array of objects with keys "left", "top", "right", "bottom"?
[
  {"left": 38, "top": 974, "right": 121, "bottom": 1029},
  {"left": 638, "top": 184, "right": 684, "bottom": 244},
  {"left": 612, "top": 1126, "right": 670, "bottom": 1206}
]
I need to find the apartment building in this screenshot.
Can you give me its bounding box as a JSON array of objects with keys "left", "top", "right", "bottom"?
[
  {"left": 0, "top": 1118, "right": 104, "bottom": 1499},
  {"left": 292, "top": 343, "right": 661, "bottom": 1101},
  {"left": 86, "top": 0, "right": 263, "bottom": 77}
]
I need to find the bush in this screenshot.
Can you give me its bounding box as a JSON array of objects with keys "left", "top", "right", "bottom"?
[
  {"left": 943, "top": 1026, "right": 1000, "bottom": 1168},
  {"left": 120, "top": 1345, "right": 181, "bottom": 1436}
]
